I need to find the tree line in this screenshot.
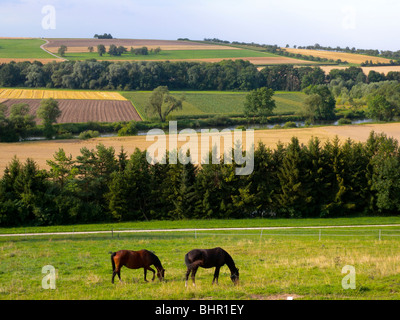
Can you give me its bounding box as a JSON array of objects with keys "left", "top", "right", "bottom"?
[
  {"left": 2, "top": 59, "right": 399, "bottom": 92},
  {"left": 1, "top": 131, "right": 399, "bottom": 227}
]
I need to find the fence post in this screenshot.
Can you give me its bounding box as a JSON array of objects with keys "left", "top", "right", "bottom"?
[
  {"left": 111, "top": 228, "right": 113, "bottom": 238},
  {"left": 260, "top": 228, "right": 263, "bottom": 241},
  {"left": 195, "top": 229, "right": 197, "bottom": 239},
  {"left": 379, "top": 230, "right": 381, "bottom": 241},
  {"left": 319, "top": 229, "right": 321, "bottom": 241}
]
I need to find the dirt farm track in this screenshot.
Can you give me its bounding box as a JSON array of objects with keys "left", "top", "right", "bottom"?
[{"left": 0, "top": 123, "right": 399, "bottom": 175}]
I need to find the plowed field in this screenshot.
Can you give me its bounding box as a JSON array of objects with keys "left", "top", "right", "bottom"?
[{"left": 1, "top": 99, "right": 141, "bottom": 124}]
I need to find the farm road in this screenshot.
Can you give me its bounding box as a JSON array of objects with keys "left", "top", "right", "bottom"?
[
  {"left": 40, "top": 39, "right": 67, "bottom": 61},
  {"left": 1, "top": 224, "right": 400, "bottom": 238}
]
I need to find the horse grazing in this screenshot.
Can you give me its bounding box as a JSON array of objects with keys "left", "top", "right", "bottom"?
[
  {"left": 184, "top": 247, "right": 239, "bottom": 286},
  {"left": 110, "top": 249, "right": 165, "bottom": 284}
]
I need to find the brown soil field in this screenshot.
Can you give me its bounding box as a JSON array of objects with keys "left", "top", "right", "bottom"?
[
  {"left": 1, "top": 99, "right": 141, "bottom": 124},
  {"left": 43, "top": 38, "right": 239, "bottom": 53},
  {"left": 319, "top": 65, "right": 400, "bottom": 75},
  {"left": 283, "top": 48, "right": 391, "bottom": 65},
  {"left": 1, "top": 123, "right": 399, "bottom": 174}
]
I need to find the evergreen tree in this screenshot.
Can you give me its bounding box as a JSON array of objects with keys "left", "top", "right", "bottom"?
[{"left": 276, "top": 137, "right": 309, "bottom": 217}]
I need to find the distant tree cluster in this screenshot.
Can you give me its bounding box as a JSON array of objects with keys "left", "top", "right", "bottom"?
[
  {"left": 94, "top": 45, "right": 161, "bottom": 57},
  {"left": 1, "top": 132, "right": 400, "bottom": 227},
  {"left": 361, "top": 60, "right": 400, "bottom": 67},
  {"left": 0, "top": 98, "right": 61, "bottom": 142},
  {"left": 94, "top": 33, "right": 113, "bottom": 39}
]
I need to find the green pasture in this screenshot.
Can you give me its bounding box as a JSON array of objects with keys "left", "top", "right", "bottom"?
[
  {"left": 1, "top": 217, "right": 400, "bottom": 300},
  {"left": 121, "top": 91, "right": 307, "bottom": 120},
  {"left": 0, "top": 39, "right": 54, "bottom": 59},
  {"left": 64, "top": 48, "right": 279, "bottom": 61}
]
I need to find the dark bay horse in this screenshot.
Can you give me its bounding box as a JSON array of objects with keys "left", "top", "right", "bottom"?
[
  {"left": 184, "top": 247, "right": 239, "bottom": 286},
  {"left": 110, "top": 249, "right": 165, "bottom": 284}
]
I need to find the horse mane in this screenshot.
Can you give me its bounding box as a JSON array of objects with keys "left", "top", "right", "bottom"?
[
  {"left": 147, "top": 250, "right": 163, "bottom": 269},
  {"left": 223, "top": 249, "right": 237, "bottom": 273}
]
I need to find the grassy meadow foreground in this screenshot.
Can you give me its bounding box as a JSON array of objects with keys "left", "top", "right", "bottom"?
[{"left": 1, "top": 218, "right": 400, "bottom": 300}]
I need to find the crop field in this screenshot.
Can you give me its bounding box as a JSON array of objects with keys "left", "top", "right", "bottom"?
[
  {"left": 1, "top": 218, "right": 400, "bottom": 300},
  {"left": 121, "top": 91, "right": 307, "bottom": 119},
  {"left": 1, "top": 122, "right": 400, "bottom": 175},
  {"left": 0, "top": 89, "right": 127, "bottom": 101},
  {"left": 320, "top": 65, "right": 400, "bottom": 75},
  {"left": 283, "top": 48, "right": 392, "bottom": 65},
  {"left": 1, "top": 99, "right": 141, "bottom": 124}
]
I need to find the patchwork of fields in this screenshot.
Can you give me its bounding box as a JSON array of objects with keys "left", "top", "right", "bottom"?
[{"left": 43, "top": 38, "right": 309, "bottom": 65}]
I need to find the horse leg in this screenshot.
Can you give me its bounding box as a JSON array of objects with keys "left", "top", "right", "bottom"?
[
  {"left": 147, "top": 267, "right": 156, "bottom": 281},
  {"left": 191, "top": 265, "right": 199, "bottom": 287},
  {"left": 185, "top": 267, "right": 191, "bottom": 287},
  {"left": 212, "top": 266, "right": 220, "bottom": 285},
  {"left": 112, "top": 268, "right": 121, "bottom": 283}
]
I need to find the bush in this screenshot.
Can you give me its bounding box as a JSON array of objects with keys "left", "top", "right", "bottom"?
[
  {"left": 78, "top": 130, "right": 100, "bottom": 140},
  {"left": 338, "top": 118, "right": 352, "bottom": 125},
  {"left": 282, "top": 121, "right": 297, "bottom": 128},
  {"left": 118, "top": 121, "right": 138, "bottom": 136}
]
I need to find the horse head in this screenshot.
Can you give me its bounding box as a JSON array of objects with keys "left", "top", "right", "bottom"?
[
  {"left": 230, "top": 268, "right": 239, "bottom": 285},
  {"left": 157, "top": 267, "right": 165, "bottom": 281}
]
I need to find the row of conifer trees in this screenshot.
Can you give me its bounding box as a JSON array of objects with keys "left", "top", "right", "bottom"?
[{"left": 0, "top": 131, "right": 399, "bottom": 226}]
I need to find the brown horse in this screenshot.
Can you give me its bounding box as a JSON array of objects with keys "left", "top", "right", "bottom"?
[
  {"left": 185, "top": 247, "right": 239, "bottom": 286},
  {"left": 110, "top": 249, "right": 165, "bottom": 284}
]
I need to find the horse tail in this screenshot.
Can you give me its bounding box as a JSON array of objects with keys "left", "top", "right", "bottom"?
[
  {"left": 110, "top": 252, "right": 117, "bottom": 271},
  {"left": 184, "top": 252, "right": 190, "bottom": 267}
]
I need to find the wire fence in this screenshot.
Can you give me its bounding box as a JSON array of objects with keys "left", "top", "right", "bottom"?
[{"left": 2, "top": 226, "right": 400, "bottom": 241}]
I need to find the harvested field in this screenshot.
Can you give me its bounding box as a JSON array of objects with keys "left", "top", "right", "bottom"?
[
  {"left": 319, "top": 65, "right": 400, "bottom": 75},
  {"left": 0, "top": 58, "right": 62, "bottom": 64},
  {"left": 0, "top": 89, "right": 127, "bottom": 101},
  {"left": 283, "top": 48, "right": 391, "bottom": 65},
  {"left": 43, "top": 38, "right": 239, "bottom": 53},
  {"left": 1, "top": 99, "right": 141, "bottom": 124},
  {"left": 1, "top": 123, "right": 400, "bottom": 175}
]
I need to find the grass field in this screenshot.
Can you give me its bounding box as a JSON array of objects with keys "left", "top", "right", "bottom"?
[
  {"left": 1, "top": 217, "right": 400, "bottom": 300},
  {"left": 121, "top": 91, "right": 307, "bottom": 120},
  {"left": 0, "top": 39, "right": 54, "bottom": 59}
]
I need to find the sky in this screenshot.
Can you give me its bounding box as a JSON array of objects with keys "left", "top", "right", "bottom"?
[{"left": 1, "top": 0, "right": 399, "bottom": 51}]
